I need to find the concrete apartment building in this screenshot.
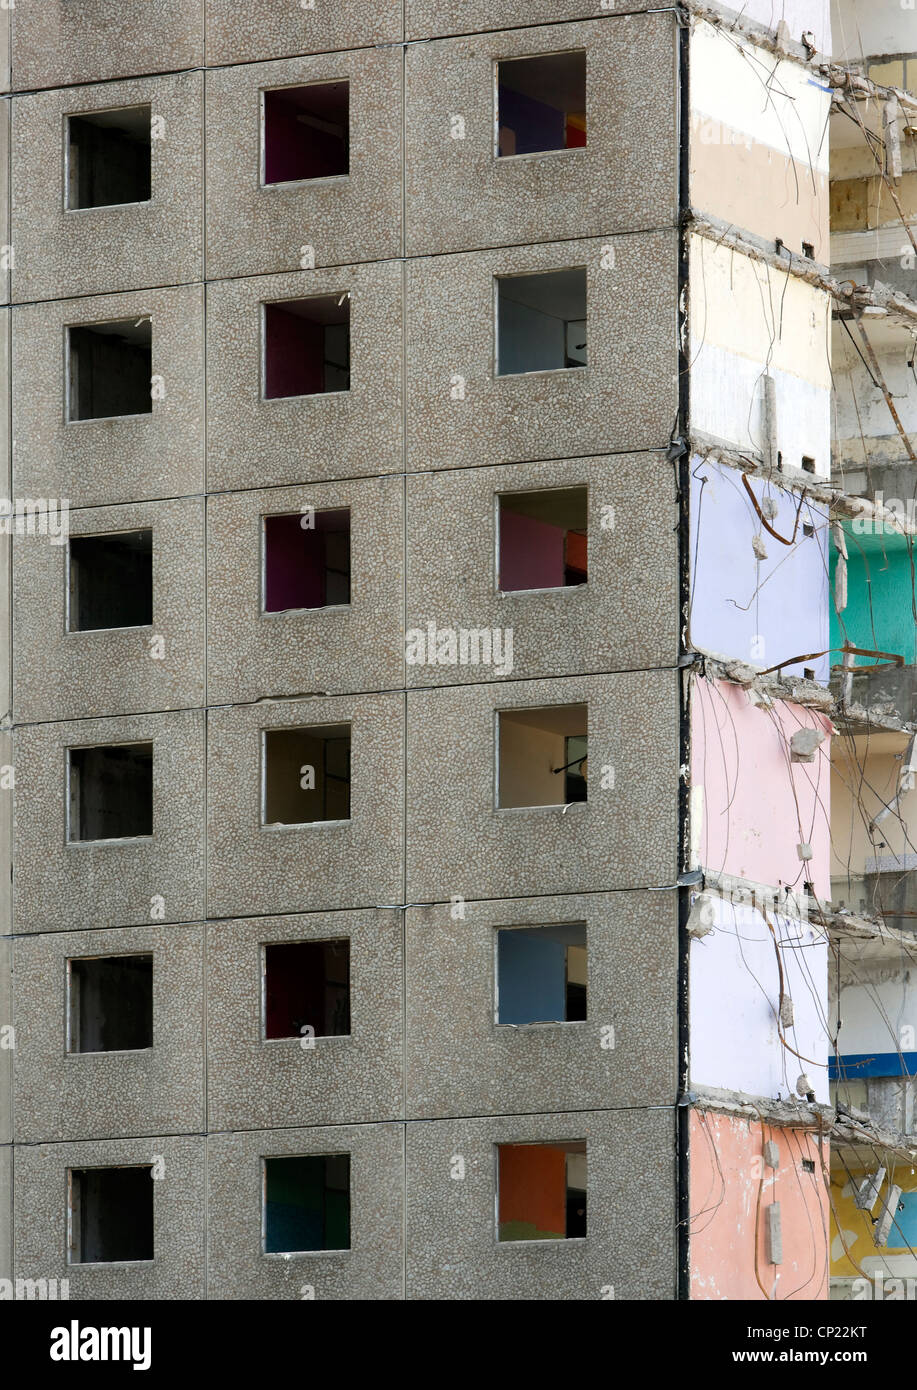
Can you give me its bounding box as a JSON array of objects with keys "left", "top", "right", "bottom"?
[{"left": 0, "top": 0, "right": 914, "bottom": 1303}]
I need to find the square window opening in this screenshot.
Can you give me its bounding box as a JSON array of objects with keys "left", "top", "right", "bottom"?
[
  {"left": 67, "top": 105, "right": 152, "bottom": 210},
  {"left": 68, "top": 529, "right": 153, "bottom": 632},
  {"left": 68, "top": 318, "right": 152, "bottom": 422},
  {"left": 262, "top": 725, "right": 351, "bottom": 826},
  {"left": 496, "top": 922, "right": 586, "bottom": 1025},
  {"left": 497, "top": 51, "right": 586, "bottom": 158},
  {"left": 263, "top": 1154, "right": 350, "bottom": 1254},
  {"left": 68, "top": 742, "right": 153, "bottom": 843},
  {"left": 69, "top": 1165, "right": 154, "bottom": 1264},
  {"left": 263, "top": 82, "right": 349, "bottom": 185},
  {"left": 497, "top": 704, "right": 587, "bottom": 809},
  {"left": 68, "top": 954, "right": 153, "bottom": 1054},
  {"left": 498, "top": 487, "right": 587, "bottom": 591},
  {"left": 263, "top": 296, "right": 350, "bottom": 399},
  {"left": 263, "top": 939, "right": 351, "bottom": 1040},
  {"left": 263, "top": 509, "right": 351, "bottom": 613},
  {"left": 497, "top": 1140, "right": 586, "bottom": 1242},
  {"left": 496, "top": 268, "right": 586, "bottom": 376}
]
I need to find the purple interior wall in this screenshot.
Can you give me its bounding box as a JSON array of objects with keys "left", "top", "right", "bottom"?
[
  {"left": 264, "top": 89, "right": 346, "bottom": 183},
  {"left": 499, "top": 507, "right": 566, "bottom": 591},
  {"left": 264, "top": 304, "right": 325, "bottom": 399},
  {"left": 264, "top": 510, "right": 349, "bottom": 611}
]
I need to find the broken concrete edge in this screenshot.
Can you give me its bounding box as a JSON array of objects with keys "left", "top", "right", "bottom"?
[
  {"left": 828, "top": 66, "right": 917, "bottom": 119},
  {"left": 816, "top": 904, "right": 917, "bottom": 953},
  {"left": 689, "top": 1087, "right": 917, "bottom": 1160},
  {"left": 689, "top": 434, "right": 917, "bottom": 541},
  {"left": 687, "top": 210, "right": 917, "bottom": 335},
  {"left": 681, "top": 0, "right": 823, "bottom": 69},
  {"left": 687, "top": 1083, "right": 831, "bottom": 1130}
]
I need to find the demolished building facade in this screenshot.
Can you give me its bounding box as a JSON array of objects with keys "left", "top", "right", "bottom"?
[{"left": 0, "top": 0, "right": 914, "bottom": 1300}]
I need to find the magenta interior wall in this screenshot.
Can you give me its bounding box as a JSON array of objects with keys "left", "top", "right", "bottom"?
[
  {"left": 499, "top": 507, "right": 566, "bottom": 591},
  {"left": 691, "top": 676, "right": 831, "bottom": 897},
  {"left": 264, "top": 305, "right": 324, "bottom": 399}
]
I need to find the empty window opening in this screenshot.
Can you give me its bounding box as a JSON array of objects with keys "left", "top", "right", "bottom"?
[
  {"left": 68, "top": 530, "right": 153, "bottom": 632},
  {"left": 264, "top": 1154, "right": 350, "bottom": 1254},
  {"left": 68, "top": 743, "right": 153, "bottom": 842},
  {"left": 498, "top": 488, "right": 587, "bottom": 592},
  {"left": 497, "top": 51, "right": 586, "bottom": 157},
  {"left": 67, "top": 105, "right": 151, "bottom": 210},
  {"left": 497, "top": 704, "right": 587, "bottom": 809},
  {"left": 801, "top": 455, "right": 816, "bottom": 473},
  {"left": 263, "top": 510, "right": 350, "bottom": 613},
  {"left": 497, "top": 1140, "right": 586, "bottom": 1242},
  {"left": 496, "top": 268, "right": 586, "bottom": 376},
  {"left": 68, "top": 954, "right": 153, "bottom": 1054},
  {"left": 69, "top": 1166, "right": 153, "bottom": 1264},
  {"left": 264, "top": 939, "right": 350, "bottom": 1040},
  {"left": 68, "top": 319, "right": 152, "bottom": 422},
  {"left": 496, "top": 923, "right": 586, "bottom": 1025},
  {"left": 263, "top": 725, "right": 351, "bottom": 826},
  {"left": 263, "top": 82, "right": 349, "bottom": 184},
  {"left": 263, "top": 296, "right": 350, "bottom": 399}
]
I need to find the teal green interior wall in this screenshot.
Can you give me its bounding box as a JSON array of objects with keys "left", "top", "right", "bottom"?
[{"left": 830, "top": 524, "right": 917, "bottom": 666}]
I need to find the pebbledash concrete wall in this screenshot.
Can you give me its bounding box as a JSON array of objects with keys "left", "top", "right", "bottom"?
[{"left": 0, "top": 3, "right": 683, "bottom": 1298}]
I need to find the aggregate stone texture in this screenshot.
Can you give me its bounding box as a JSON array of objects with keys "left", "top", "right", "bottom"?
[
  {"left": 206, "top": 694, "right": 403, "bottom": 918},
  {"left": 405, "top": 15, "right": 678, "bottom": 256},
  {"left": 406, "top": 0, "right": 659, "bottom": 40},
  {"left": 12, "top": 709, "right": 205, "bottom": 934},
  {"left": 406, "top": 452, "right": 678, "bottom": 684},
  {"left": 12, "top": 923, "right": 204, "bottom": 1144},
  {"left": 405, "top": 231, "right": 678, "bottom": 470},
  {"left": 14, "top": 1135, "right": 205, "bottom": 1300},
  {"left": 0, "top": 311, "right": 10, "bottom": 485},
  {"left": 205, "top": 0, "right": 402, "bottom": 66},
  {"left": 0, "top": 102, "right": 9, "bottom": 305},
  {"left": 0, "top": 13, "right": 9, "bottom": 93},
  {"left": 0, "top": 938, "right": 9, "bottom": 1143},
  {"left": 205, "top": 909, "right": 402, "bottom": 1131},
  {"left": 205, "top": 49, "right": 402, "bottom": 278},
  {"left": 207, "top": 1123, "right": 404, "bottom": 1299},
  {"left": 205, "top": 263, "right": 402, "bottom": 492},
  {"left": 206, "top": 476, "right": 403, "bottom": 705},
  {"left": 10, "top": 1, "right": 204, "bottom": 90},
  {"left": 13, "top": 496, "right": 205, "bottom": 722},
  {"left": 12, "top": 284, "right": 205, "bottom": 509},
  {"left": 406, "top": 670, "right": 680, "bottom": 902},
  {"left": 0, "top": 1146, "right": 10, "bottom": 1281},
  {"left": 11, "top": 72, "right": 204, "bottom": 302},
  {"left": 404, "top": 1108, "right": 676, "bottom": 1299},
  {"left": 0, "top": 733, "right": 10, "bottom": 935},
  {"left": 405, "top": 891, "right": 678, "bottom": 1118}
]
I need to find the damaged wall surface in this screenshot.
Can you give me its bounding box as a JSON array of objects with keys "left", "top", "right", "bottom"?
[
  {"left": 689, "top": 1109, "right": 829, "bottom": 1301},
  {"left": 691, "top": 677, "right": 832, "bottom": 895},
  {"left": 689, "top": 893, "right": 830, "bottom": 1103},
  {"left": 690, "top": 21, "right": 831, "bottom": 260},
  {"left": 689, "top": 460, "right": 830, "bottom": 677}
]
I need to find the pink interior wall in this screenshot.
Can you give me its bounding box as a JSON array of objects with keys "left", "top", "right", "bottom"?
[
  {"left": 499, "top": 508, "right": 566, "bottom": 591},
  {"left": 691, "top": 676, "right": 831, "bottom": 898},
  {"left": 264, "top": 305, "right": 324, "bottom": 399},
  {"left": 689, "top": 1110, "right": 828, "bottom": 1301}
]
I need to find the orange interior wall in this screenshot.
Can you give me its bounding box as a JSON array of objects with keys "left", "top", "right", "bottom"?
[
  {"left": 498, "top": 1144, "right": 566, "bottom": 1234},
  {"left": 689, "top": 1111, "right": 829, "bottom": 1300}
]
